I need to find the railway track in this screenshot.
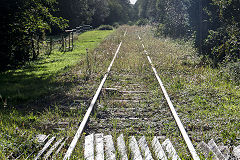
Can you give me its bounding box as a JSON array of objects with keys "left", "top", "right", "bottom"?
[{"left": 6, "top": 27, "right": 239, "bottom": 159}]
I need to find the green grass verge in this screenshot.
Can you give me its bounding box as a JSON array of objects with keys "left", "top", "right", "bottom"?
[
  {"left": 0, "top": 30, "right": 113, "bottom": 107},
  {"left": 0, "top": 29, "right": 114, "bottom": 159}
]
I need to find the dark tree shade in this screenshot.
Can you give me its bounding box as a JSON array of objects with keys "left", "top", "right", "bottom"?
[{"left": 0, "top": 0, "right": 67, "bottom": 71}]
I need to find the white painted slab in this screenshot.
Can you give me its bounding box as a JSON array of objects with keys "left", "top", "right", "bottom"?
[
  {"left": 43, "top": 137, "right": 64, "bottom": 159},
  {"left": 34, "top": 136, "right": 55, "bottom": 160},
  {"left": 52, "top": 137, "right": 68, "bottom": 159},
  {"left": 162, "top": 139, "right": 180, "bottom": 160},
  {"left": 84, "top": 134, "right": 94, "bottom": 160},
  {"left": 129, "top": 136, "right": 143, "bottom": 160},
  {"left": 138, "top": 136, "right": 153, "bottom": 160},
  {"left": 197, "top": 141, "right": 218, "bottom": 160},
  {"left": 233, "top": 145, "right": 240, "bottom": 159},
  {"left": 152, "top": 137, "right": 167, "bottom": 160},
  {"left": 117, "top": 134, "right": 128, "bottom": 160},
  {"left": 95, "top": 133, "right": 104, "bottom": 160},
  {"left": 36, "top": 134, "right": 49, "bottom": 143},
  {"left": 218, "top": 145, "right": 230, "bottom": 160},
  {"left": 208, "top": 139, "right": 226, "bottom": 160},
  {"left": 104, "top": 135, "right": 116, "bottom": 160}
]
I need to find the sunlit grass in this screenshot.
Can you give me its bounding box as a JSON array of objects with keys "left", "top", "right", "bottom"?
[
  {"left": 0, "top": 30, "right": 114, "bottom": 159},
  {"left": 0, "top": 25, "right": 239, "bottom": 159},
  {"left": 140, "top": 26, "right": 240, "bottom": 152},
  {"left": 0, "top": 30, "right": 113, "bottom": 107}
]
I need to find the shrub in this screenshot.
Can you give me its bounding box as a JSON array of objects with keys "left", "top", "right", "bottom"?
[
  {"left": 127, "top": 21, "right": 134, "bottom": 26},
  {"left": 203, "top": 24, "right": 240, "bottom": 66},
  {"left": 136, "top": 18, "right": 149, "bottom": 26},
  {"left": 155, "top": 23, "right": 166, "bottom": 37},
  {"left": 223, "top": 61, "right": 240, "bottom": 84},
  {"left": 97, "top": 25, "right": 114, "bottom": 30},
  {"left": 112, "top": 22, "right": 120, "bottom": 28}
]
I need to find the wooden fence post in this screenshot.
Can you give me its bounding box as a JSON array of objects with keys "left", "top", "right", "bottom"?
[
  {"left": 72, "top": 30, "right": 75, "bottom": 50},
  {"left": 61, "top": 35, "right": 64, "bottom": 52},
  {"left": 64, "top": 37, "right": 67, "bottom": 52},
  {"left": 50, "top": 37, "right": 53, "bottom": 55}
]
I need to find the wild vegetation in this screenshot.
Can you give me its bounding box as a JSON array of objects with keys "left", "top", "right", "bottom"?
[
  {"left": 1, "top": 25, "right": 239, "bottom": 159},
  {"left": 135, "top": 0, "right": 240, "bottom": 66},
  {"left": 0, "top": 29, "right": 115, "bottom": 159},
  {"left": 0, "top": 0, "right": 240, "bottom": 159}
]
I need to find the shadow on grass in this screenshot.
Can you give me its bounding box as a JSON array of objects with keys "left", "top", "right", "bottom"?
[{"left": 0, "top": 60, "right": 72, "bottom": 110}]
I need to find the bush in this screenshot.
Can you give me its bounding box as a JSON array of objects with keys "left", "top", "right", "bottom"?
[
  {"left": 136, "top": 18, "right": 149, "bottom": 26},
  {"left": 127, "top": 21, "right": 134, "bottom": 26},
  {"left": 203, "top": 24, "right": 240, "bottom": 66},
  {"left": 97, "top": 25, "right": 114, "bottom": 30},
  {"left": 223, "top": 61, "right": 240, "bottom": 84},
  {"left": 155, "top": 23, "right": 166, "bottom": 37},
  {"left": 112, "top": 22, "right": 120, "bottom": 28}
]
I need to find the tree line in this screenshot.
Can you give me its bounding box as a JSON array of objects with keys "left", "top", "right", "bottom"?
[
  {"left": 2, "top": 0, "right": 239, "bottom": 71},
  {"left": 0, "top": 0, "right": 134, "bottom": 71},
  {"left": 135, "top": 0, "right": 240, "bottom": 66}
]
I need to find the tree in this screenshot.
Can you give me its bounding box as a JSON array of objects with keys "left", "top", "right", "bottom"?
[
  {"left": 0, "top": 0, "right": 67, "bottom": 71},
  {"left": 88, "top": 0, "right": 110, "bottom": 27},
  {"left": 188, "top": 0, "right": 240, "bottom": 64},
  {"left": 54, "top": 0, "right": 92, "bottom": 28},
  {"left": 105, "top": 0, "right": 132, "bottom": 25},
  {"left": 135, "top": 0, "right": 190, "bottom": 37}
]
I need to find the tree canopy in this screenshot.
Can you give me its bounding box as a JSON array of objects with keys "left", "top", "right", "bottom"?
[{"left": 135, "top": 0, "right": 240, "bottom": 65}]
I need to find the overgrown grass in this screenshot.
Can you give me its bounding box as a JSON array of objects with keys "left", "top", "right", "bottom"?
[
  {"left": 140, "top": 26, "right": 240, "bottom": 153},
  {"left": 0, "top": 30, "right": 114, "bottom": 159},
  {"left": 1, "top": 25, "right": 239, "bottom": 159}
]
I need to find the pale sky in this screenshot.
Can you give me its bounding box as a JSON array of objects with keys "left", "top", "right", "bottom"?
[{"left": 130, "top": 0, "right": 137, "bottom": 4}]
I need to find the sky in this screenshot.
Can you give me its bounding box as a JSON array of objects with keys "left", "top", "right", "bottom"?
[{"left": 130, "top": 0, "right": 137, "bottom": 4}]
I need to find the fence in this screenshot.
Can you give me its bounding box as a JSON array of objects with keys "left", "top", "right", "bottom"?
[{"left": 36, "top": 25, "right": 93, "bottom": 56}]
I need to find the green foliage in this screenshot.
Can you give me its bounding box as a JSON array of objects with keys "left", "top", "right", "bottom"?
[
  {"left": 135, "top": 0, "right": 191, "bottom": 38},
  {"left": 136, "top": 18, "right": 149, "bottom": 26},
  {"left": 113, "top": 22, "right": 120, "bottom": 28},
  {"left": 223, "top": 61, "right": 240, "bottom": 85},
  {"left": 1, "top": 0, "right": 68, "bottom": 71},
  {"left": 127, "top": 21, "right": 134, "bottom": 26},
  {"left": 89, "top": 0, "right": 110, "bottom": 27},
  {"left": 104, "top": 0, "right": 133, "bottom": 25},
  {"left": 55, "top": 0, "right": 92, "bottom": 28},
  {"left": 204, "top": 25, "right": 240, "bottom": 65},
  {"left": 189, "top": 0, "right": 240, "bottom": 65},
  {"left": 97, "top": 25, "right": 114, "bottom": 30},
  {"left": 136, "top": 0, "right": 240, "bottom": 65},
  {"left": 0, "top": 0, "right": 133, "bottom": 71},
  {"left": 58, "top": 0, "right": 133, "bottom": 28}
]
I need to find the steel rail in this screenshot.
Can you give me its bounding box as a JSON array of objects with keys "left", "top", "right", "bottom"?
[
  {"left": 63, "top": 30, "right": 126, "bottom": 159},
  {"left": 138, "top": 35, "right": 200, "bottom": 160}
]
